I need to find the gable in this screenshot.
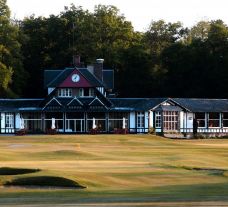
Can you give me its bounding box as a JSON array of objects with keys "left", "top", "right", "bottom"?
[
  {"left": 152, "top": 99, "right": 187, "bottom": 112},
  {"left": 89, "top": 98, "right": 107, "bottom": 110},
  {"left": 43, "top": 98, "right": 62, "bottom": 111},
  {"left": 59, "top": 69, "right": 92, "bottom": 88}
]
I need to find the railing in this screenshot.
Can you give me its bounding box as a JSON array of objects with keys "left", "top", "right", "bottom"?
[
  {"left": 24, "top": 119, "right": 43, "bottom": 133},
  {"left": 65, "top": 119, "right": 85, "bottom": 133},
  {"left": 87, "top": 118, "right": 106, "bottom": 132},
  {"left": 0, "top": 128, "right": 15, "bottom": 134},
  {"left": 180, "top": 128, "right": 228, "bottom": 133},
  {"left": 44, "top": 119, "right": 64, "bottom": 132},
  {"left": 128, "top": 128, "right": 149, "bottom": 134}
]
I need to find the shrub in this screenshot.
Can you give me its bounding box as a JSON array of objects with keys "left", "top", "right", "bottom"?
[
  {"left": 0, "top": 167, "right": 40, "bottom": 175},
  {"left": 4, "top": 176, "right": 85, "bottom": 188}
]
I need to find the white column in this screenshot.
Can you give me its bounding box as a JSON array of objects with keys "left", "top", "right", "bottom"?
[{"left": 130, "top": 112, "right": 135, "bottom": 132}]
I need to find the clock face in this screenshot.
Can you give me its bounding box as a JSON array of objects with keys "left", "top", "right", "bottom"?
[{"left": 71, "top": 74, "right": 80, "bottom": 82}]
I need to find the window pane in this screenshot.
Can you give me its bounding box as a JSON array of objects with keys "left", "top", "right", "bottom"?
[
  {"left": 209, "top": 113, "right": 220, "bottom": 119},
  {"left": 223, "top": 120, "right": 228, "bottom": 127},
  {"left": 198, "top": 120, "right": 205, "bottom": 127},
  {"left": 209, "top": 120, "right": 219, "bottom": 127},
  {"left": 195, "top": 113, "right": 205, "bottom": 119},
  {"left": 223, "top": 113, "right": 228, "bottom": 119}
]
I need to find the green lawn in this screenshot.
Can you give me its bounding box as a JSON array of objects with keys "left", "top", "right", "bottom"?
[{"left": 1, "top": 134, "right": 228, "bottom": 206}]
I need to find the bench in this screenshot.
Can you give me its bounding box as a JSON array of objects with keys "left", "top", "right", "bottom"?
[
  {"left": 113, "top": 128, "right": 128, "bottom": 134},
  {"left": 15, "top": 129, "right": 27, "bottom": 136},
  {"left": 46, "top": 128, "right": 57, "bottom": 135}
]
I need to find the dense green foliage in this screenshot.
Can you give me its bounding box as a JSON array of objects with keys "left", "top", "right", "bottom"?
[
  {"left": 1, "top": 0, "right": 228, "bottom": 98},
  {"left": 0, "top": 0, "right": 27, "bottom": 97}
]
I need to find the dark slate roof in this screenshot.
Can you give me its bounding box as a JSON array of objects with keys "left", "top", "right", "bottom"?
[
  {"left": 44, "top": 70, "right": 62, "bottom": 88},
  {"left": 1, "top": 98, "right": 227, "bottom": 113},
  {"left": 0, "top": 99, "right": 44, "bottom": 112},
  {"left": 44, "top": 68, "right": 104, "bottom": 88},
  {"left": 173, "top": 98, "right": 228, "bottom": 112},
  {"left": 43, "top": 98, "right": 62, "bottom": 108},
  {"left": 89, "top": 98, "right": 105, "bottom": 107},
  {"left": 103, "top": 70, "right": 114, "bottom": 89},
  {"left": 67, "top": 98, "right": 83, "bottom": 106},
  {"left": 78, "top": 69, "right": 103, "bottom": 87},
  {"left": 46, "top": 68, "right": 74, "bottom": 88},
  {"left": 154, "top": 105, "right": 183, "bottom": 112},
  {"left": 109, "top": 98, "right": 167, "bottom": 111}
]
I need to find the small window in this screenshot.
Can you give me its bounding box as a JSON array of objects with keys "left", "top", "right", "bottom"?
[
  {"left": 223, "top": 113, "right": 228, "bottom": 127},
  {"left": 195, "top": 113, "right": 206, "bottom": 128},
  {"left": 58, "top": 88, "right": 72, "bottom": 97},
  {"left": 137, "top": 112, "right": 145, "bottom": 128},
  {"left": 79, "top": 88, "right": 84, "bottom": 97},
  {"left": 89, "top": 88, "right": 95, "bottom": 97},
  {"left": 209, "top": 112, "right": 220, "bottom": 128},
  {"left": 5, "top": 113, "right": 14, "bottom": 128},
  {"left": 155, "top": 112, "right": 161, "bottom": 128}
]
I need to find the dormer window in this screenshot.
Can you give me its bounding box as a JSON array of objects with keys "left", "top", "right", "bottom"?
[
  {"left": 58, "top": 88, "right": 72, "bottom": 97},
  {"left": 89, "top": 88, "right": 95, "bottom": 97},
  {"left": 79, "top": 88, "right": 94, "bottom": 97},
  {"left": 79, "top": 88, "right": 84, "bottom": 97}
]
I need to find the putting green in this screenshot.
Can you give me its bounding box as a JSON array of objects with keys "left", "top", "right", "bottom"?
[{"left": 0, "top": 134, "right": 228, "bottom": 205}]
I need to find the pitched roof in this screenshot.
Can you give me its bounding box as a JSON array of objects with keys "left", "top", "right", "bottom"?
[
  {"left": 44, "top": 70, "right": 62, "bottom": 88},
  {"left": 0, "top": 99, "right": 43, "bottom": 112},
  {"left": 67, "top": 98, "right": 83, "bottom": 106},
  {"left": 173, "top": 98, "right": 228, "bottom": 112},
  {"left": 44, "top": 68, "right": 104, "bottom": 88},
  {"left": 46, "top": 68, "right": 74, "bottom": 88},
  {"left": 78, "top": 69, "right": 103, "bottom": 87},
  {"left": 109, "top": 98, "right": 167, "bottom": 111}
]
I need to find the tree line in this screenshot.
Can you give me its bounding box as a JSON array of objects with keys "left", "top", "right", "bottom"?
[{"left": 1, "top": 0, "right": 228, "bottom": 98}]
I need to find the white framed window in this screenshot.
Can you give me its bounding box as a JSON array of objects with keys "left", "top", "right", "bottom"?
[
  {"left": 79, "top": 88, "right": 84, "bottom": 97},
  {"left": 223, "top": 113, "right": 228, "bottom": 127},
  {"left": 195, "top": 113, "right": 206, "bottom": 128},
  {"left": 163, "top": 111, "right": 179, "bottom": 131},
  {"left": 82, "top": 88, "right": 95, "bottom": 97},
  {"left": 5, "top": 113, "right": 14, "bottom": 128},
  {"left": 137, "top": 112, "right": 145, "bottom": 128},
  {"left": 208, "top": 112, "right": 220, "bottom": 128},
  {"left": 89, "top": 88, "right": 95, "bottom": 97},
  {"left": 155, "top": 112, "right": 161, "bottom": 128},
  {"left": 58, "top": 88, "right": 72, "bottom": 97}
]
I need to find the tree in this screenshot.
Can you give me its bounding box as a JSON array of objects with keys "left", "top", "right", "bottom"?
[
  {"left": 20, "top": 4, "right": 137, "bottom": 97},
  {"left": 0, "top": 0, "right": 26, "bottom": 97},
  {"left": 144, "top": 20, "right": 187, "bottom": 56},
  {"left": 190, "top": 21, "right": 210, "bottom": 41}
]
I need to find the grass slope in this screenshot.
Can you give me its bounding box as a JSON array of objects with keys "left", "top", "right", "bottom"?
[{"left": 0, "top": 134, "right": 228, "bottom": 205}]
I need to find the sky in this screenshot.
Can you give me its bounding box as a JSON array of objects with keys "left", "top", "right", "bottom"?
[{"left": 7, "top": 0, "right": 228, "bottom": 32}]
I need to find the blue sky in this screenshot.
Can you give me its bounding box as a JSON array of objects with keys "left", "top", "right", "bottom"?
[{"left": 7, "top": 0, "right": 228, "bottom": 31}]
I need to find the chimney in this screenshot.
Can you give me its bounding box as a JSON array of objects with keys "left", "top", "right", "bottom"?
[
  {"left": 87, "top": 65, "right": 94, "bottom": 74},
  {"left": 73, "top": 55, "right": 81, "bottom": 67},
  {"left": 94, "top": 58, "right": 104, "bottom": 81}
]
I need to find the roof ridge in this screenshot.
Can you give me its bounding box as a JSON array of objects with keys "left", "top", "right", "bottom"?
[
  {"left": 47, "top": 68, "right": 74, "bottom": 87},
  {"left": 78, "top": 68, "right": 104, "bottom": 87}
]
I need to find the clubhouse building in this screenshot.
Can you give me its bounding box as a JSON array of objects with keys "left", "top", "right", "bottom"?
[{"left": 0, "top": 59, "right": 228, "bottom": 137}]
